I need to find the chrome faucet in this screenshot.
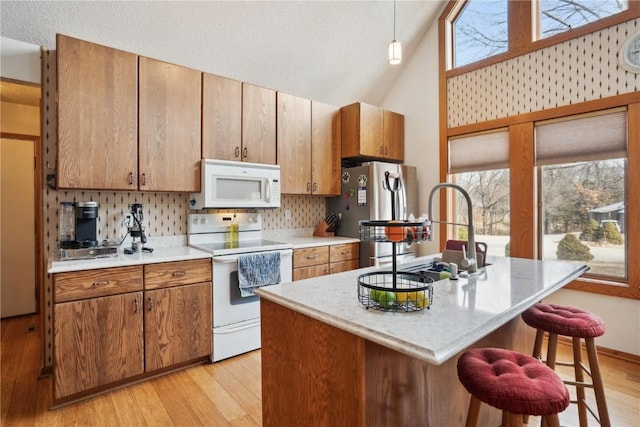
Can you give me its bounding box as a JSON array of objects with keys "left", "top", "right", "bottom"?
[{"left": 427, "top": 183, "right": 477, "bottom": 273}]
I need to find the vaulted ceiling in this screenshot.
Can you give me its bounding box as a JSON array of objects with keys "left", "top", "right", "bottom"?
[{"left": 0, "top": 1, "right": 446, "bottom": 107}]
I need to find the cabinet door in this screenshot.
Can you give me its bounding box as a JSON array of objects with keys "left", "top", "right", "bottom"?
[
  {"left": 139, "top": 57, "right": 202, "bottom": 192},
  {"left": 293, "top": 246, "right": 329, "bottom": 269},
  {"left": 57, "top": 34, "right": 138, "bottom": 190},
  {"left": 277, "top": 93, "right": 311, "bottom": 194},
  {"left": 242, "top": 83, "right": 276, "bottom": 164},
  {"left": 293, "top": 265, "right": 329, "bottom": 281},
  {"left": 54, "top": 292, "right": 143, "bottom": 399},
  {"left": 341, "top": 102, "right": 383, "bottom": 160},
  {"left": 145, "top": 282, "right": 212, "bottom": 371},
  {"left": 383, "top": 110, "right": 405, "bottom": 162},
  {"left": 311, "top": 101, "right": 341, "bottom": 196},
  {"left": 202, "top": 73, "right": 242, "bottom": 161}
]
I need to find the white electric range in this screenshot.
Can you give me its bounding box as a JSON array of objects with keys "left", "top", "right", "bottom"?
[{"left": 188, "top": 213, "right": 292, "bottom": 362}]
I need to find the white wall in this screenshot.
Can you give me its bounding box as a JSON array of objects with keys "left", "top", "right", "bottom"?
[{"left": 382, "top": 21, "right": 440, "bottom": 257}]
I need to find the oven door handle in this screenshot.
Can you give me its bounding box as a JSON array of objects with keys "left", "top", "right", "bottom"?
[{"left": 212, "top": 249, "right": 292, "bottom": 264}]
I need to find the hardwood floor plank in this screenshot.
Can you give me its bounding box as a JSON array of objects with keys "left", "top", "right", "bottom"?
[{"left": 1, "top": 314, "right": 638, "bottom": 426}]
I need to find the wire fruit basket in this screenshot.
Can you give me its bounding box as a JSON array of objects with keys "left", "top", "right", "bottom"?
[{"left": 358, "top": 271, "right": 433, "bottom": 312}]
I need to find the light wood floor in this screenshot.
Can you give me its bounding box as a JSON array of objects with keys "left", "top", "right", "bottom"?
[{"left": 2, "top": 314, "right": 639, "bottom": 426}]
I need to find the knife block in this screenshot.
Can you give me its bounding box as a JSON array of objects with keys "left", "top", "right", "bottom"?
[{"left": 313, "top": 220, "right": 335, "bottom": 237}]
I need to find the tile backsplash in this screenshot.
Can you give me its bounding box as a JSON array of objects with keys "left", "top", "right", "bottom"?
[{"left": 40, "top": 49, "right": 327, "bottom": 368}]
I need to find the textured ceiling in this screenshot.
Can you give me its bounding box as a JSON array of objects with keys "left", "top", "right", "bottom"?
[{"left": 0, "top": 0, "right": 445, "bottom": 107}]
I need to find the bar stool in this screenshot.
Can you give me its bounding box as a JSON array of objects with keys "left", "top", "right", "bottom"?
[
  {"left": 522, "top": 303, "right": 611, "bottom": 427},
  {"left": 457, "top": 347, "right": 570, "bottom": 427}
]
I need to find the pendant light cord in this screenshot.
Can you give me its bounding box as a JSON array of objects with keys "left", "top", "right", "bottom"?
[{"left": 393, "top": 0, "right": 397, "bottom": 41}]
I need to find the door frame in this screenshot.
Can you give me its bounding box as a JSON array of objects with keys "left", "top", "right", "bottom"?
[{"left": 0, "top": 132, "right": 42, "bottom": 318}]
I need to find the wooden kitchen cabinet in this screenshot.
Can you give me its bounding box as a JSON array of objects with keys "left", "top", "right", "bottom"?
[
  {"left": 293, "top": 243, "right": 359, "bottom": 280},
  {"left": 144, "top": 259, "right": 212, "bottom": 371},
  {"left": 202, "top": 73, "right": 243, "bottom": 161},
  {"left": 53, "top": 266, "right": 144, "bottom": 400},
  {"left": 139, "top": 57, "right": 202, "bottom": 192},
  {"left": 242, "top": 83, "right": 277, "bottom": 164},
  {"left": 329, "top": 243, "right": 360, "bottom": 274},
  {"left": 278, "top": 96, "right": 341, "bottom": 196},
  {"left": 57, "top": 34, "right": 138, "bottom": 190},
  {"left": 53, "top": 260, "right": 211, "bottom": 403},
  {"left": 277, "top": 92, "right": 312, "bottom": 194},
  {"left": 341, "top": 102, "right": 404, "bottom": 163}
]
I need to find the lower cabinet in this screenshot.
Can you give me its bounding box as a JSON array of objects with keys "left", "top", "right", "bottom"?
[
  {"left": 293, "top": 243, "right": 359, "bottom": 280},
  {"left": 53, "top": 259, "right": 212, "bottom": 402}
]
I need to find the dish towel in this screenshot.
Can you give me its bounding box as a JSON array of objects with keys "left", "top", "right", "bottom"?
[{"left": 238, "top": 252, "right": 281, "bottom": 297}]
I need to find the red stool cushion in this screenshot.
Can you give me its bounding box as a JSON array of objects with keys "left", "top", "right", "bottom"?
[
  {"left": 522, "top": 303, "right": 605, "bottom": 338},
  {"left": 457, "top": 348, "right": 570, "bottom": 416}
]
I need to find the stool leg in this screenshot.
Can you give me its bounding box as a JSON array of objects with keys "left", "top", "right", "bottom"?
[
  {"left": 546, "top": 333, "right": 558, "bottom": 369},
  {"left": 466, "top": 395, "right": 482, "bottom": 427},
  {"left": 585, "top": 337, "right": 611, "bottom": 427},
  {"left": 502, "top": 411, "right": 523, "bottom": 427},
  {"left": 542, "top": 414, "right": 561, "bottom": 427},
  {"left": 572, "top": 337, "right": 588, "bottom": 427}
]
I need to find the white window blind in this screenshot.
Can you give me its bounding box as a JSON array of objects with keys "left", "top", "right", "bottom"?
[
  {"left": 448, "top": 129, "right": 509, "bottom": 174},
  {"left": 535, "top": 109, "right": 627, "bottom": 165}
]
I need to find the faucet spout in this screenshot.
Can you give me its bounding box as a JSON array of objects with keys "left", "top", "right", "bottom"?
[{"left": 427, "top": 183, "right": 477, "bottom": 273}]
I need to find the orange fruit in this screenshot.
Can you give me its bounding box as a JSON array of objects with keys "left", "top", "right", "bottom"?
[{"left": 384, "top": 220, "right": 407, "bottom": 242}]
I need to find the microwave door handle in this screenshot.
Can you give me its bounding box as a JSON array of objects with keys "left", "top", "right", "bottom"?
[{"left": 266, "top": 178, "right": 272, "bottom": 202}]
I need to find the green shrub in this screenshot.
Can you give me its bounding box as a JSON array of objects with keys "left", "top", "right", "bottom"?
[
  {"left": 556, "top": 234, "right": 593, "bottom": 261},
  {"left": 601, "top": 222, "right": 623, "bottom": 244},
  {"left": 579, "top": 219, "right": 600, "bottom": 241},
  {"left": 458, "top": 227, "right": 468, "bottom": 240}
]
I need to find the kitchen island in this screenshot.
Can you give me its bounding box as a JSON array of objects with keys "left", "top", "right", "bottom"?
[{"left": 256, "top": 255, "right": 588, "bottom": 426}]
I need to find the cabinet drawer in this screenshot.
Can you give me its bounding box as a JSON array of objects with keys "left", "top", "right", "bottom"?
[
  {"left": 330, "top": 259, "right": 360, "bottom": 275},
  {"left": 293, "top": 265, "right": 330, "bottom": 281},
  {"left": 144, "top": 259, "right": 212, "bottom": 290},
  {"left": 293, "top": 246, "right": 329, "bottom": 268},
  {"left": 330, "top": 243, "right": 359, "bottom": 263},
  {"left": 54, "top": 266, "right": 144, "bottom": 303}
]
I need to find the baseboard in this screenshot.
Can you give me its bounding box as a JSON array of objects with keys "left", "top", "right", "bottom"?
[{"left": 556, "top": 335, "right": 640, "bottom": 364}]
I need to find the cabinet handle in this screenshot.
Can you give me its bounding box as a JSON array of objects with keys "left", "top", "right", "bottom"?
[
  {"left": 379, "top": 146, "right": 384, "bottom": 155},
  {"left": 148, "top": 297, "right": 153, "bottom": 312},
  {"left": 134, "top": 298, "right": 139, "bottom": 313},
  {"left": 307, "top": 182, "right": 311, "bottom": 191},
  {"left": 243, "top": 147, "right": 248, "bottom": 158},
  {"left": 128, "top": 172, "right": 134, "bottom": 185},
  {"left": 235, "top": 147, "right": 240, "bottom": 158},
  {"left": 140, "top": 173, "right": 147, "bottom": 186},
  {"left": 385, "top": 147, "right": 389, "bottom": 155},
  {"left": 306, "top": 255, "right": 319, "bottom": 259},
  {"left": 92, "top": 280, "right": 110, "bottom": 287},
  {"left": 312, "top": 182, "right": 317, "bottom": 192},
  {"left": 172, "top": 271, "right": 187, "bottom": 278}
]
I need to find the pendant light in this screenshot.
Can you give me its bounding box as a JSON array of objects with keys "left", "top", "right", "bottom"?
[{"left": 388, "top": 0, "right": 402, "bottom": 65}]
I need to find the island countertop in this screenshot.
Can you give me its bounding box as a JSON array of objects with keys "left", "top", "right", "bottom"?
[{"left": 256, "top": 255, "right": 588, "bottom": 365}]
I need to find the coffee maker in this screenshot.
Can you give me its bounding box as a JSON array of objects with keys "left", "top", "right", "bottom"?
[{"left": 58, "top": 201, "right": 118, "bottom": 260}]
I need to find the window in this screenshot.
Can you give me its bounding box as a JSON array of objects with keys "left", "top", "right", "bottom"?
[
  {"left": 538, "top": 0, "right": 629, "bottom": 39},
  {"left": 452, "top": 0, "right": 508, "bottom": 68},
  {"left": 536, "top": 109, "right": 627, "bottom": 280},
  {"left": 449, "top": 130, "right": 510, "bottom": 257}
]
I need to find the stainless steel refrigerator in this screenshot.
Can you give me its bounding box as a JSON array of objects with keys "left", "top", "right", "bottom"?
[{"left": 327, "top": 161, "right": 418, "bottom": 268}]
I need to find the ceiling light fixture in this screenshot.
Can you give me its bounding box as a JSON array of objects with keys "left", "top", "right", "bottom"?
[{"left": 388, "top": 0, "right": 402, "bottom": 65}]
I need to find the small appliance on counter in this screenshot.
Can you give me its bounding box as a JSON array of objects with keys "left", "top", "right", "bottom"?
[
  {"left": 58, "top": 201, "right": 118, "bottom": 260},
  {"left": 123, "top": 203, "right": 153, "bottom": 254}
]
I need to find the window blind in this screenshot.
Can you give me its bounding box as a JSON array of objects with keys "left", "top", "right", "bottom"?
[
  {"left": 448, "top": 129, "right": 509, "bottom": 174},
  {"left": 535, "top": 109, "right": 627, "bottom": 165}
]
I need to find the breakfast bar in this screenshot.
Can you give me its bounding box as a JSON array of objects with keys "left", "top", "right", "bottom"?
[{"left": 256, "top": 256, "right": 588, "bottom": 426}]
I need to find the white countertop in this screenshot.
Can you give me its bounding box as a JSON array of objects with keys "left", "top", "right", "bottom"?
[
  {"left": 48, "top": 246, "right": 212, "bottom": 274},
  {"left": 255, "top": 255, "right": 588, "bottom": 365},
  {"left": 262, "top": 229, "right": 359, "bottom": 249}
]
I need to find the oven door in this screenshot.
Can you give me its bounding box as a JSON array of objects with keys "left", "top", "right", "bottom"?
[{"left": 212, "top": 249, "right": 292, "bottom": 328}]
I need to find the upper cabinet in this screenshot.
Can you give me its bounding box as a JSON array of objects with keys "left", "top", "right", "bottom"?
[
  {"left": 138, "top": 57, "right": 202, "bottom": 192},
  {"left": 277, "top": 92, "right": 311, "bottom": 194},
  {"left": 277, "top": 95, "right": 341, "bottom": 196},
  {"left": 57, "top": 34, "right": 138, "bottom": 190},
  {"left": 311, "top": 101, "right": 341, "bottom": 196},
  {"left": 340, "top": 102, "right": 404, "bottom": 163},
  {"left": 242, "top": 83, "right": 277, "bottom": 164},
  {"left": 202, "top": 73, "right": 242, "bottom": 161}
]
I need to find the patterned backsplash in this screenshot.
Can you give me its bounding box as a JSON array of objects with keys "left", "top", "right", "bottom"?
[{"left": 447, "top": 18, "right": 639, "bottom": 128}]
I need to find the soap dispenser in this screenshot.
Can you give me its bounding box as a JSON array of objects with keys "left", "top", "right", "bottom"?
[{"left": 228, "top": 212, "right": 239, "bottom": 244}]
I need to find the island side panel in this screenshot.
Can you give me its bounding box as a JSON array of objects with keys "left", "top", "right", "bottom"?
[{"left": 260, "top": 299, "right": 367, "bottom": 427}]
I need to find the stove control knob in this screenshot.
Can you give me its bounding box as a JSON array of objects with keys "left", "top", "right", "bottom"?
[{"left": 200, "top": 217, "right": 206, "bottom": 224}]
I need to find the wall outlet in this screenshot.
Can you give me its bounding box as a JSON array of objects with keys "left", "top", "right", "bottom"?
[{"left": 284, "top": 209, "right": 292, "bottom": 221}]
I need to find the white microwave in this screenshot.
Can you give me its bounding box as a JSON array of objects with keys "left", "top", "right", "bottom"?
[{"left": 189, "top": 159, "right": 281, "bottom": 209}]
